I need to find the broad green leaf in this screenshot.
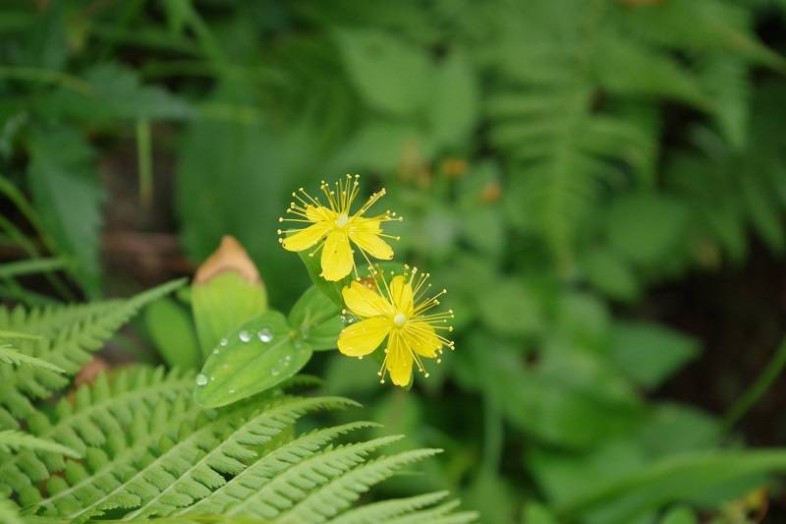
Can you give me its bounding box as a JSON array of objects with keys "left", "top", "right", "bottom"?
[
  {"left": 192, "top": 271, "right": 267, "bottom": 361},
  {"left": 27, "top": 126, "right": 103, "bottom": 295},
  {"left": 581, "top": 249, "right": 640, "bottom": 302},
  {"left": 38, "top": 63, "right": 192, "bottom": 123},
  {"left": 145, "top": 297, "right": 201, "bottom": 369},
  {"left": 428, "top": 49, "right": 479, "bottom": 148},
  {"left": 528, "top": 440, "right": 647, "bottom": 508},
  {"left": 477, "top": 278, "right": 542, "bottom": 337},
  {"left": 607, "top": 193, "right": 690, "bottom": 267},
  {"left": 175, "top": 82, "right": 315, "bottom": 306},
  {"left": 195, "top": 311, "right": 312, "bottom": 408},
  {"left": 608, "top": 322, "right": 699, "bottom": 389},
  {"left": 635, "top": 404, "right": 720, "bottom": 460},
  {"left": 335, "top": 29, "right": 431, "bottom": 116},
  {"left": 522, "top": 502, "right": 558, "bottom": 524},
  {"left": 557, "top": 450, "right": 786, "bottom": 524},
  {"left": 661, "top": 506, "right": 697, "bottom": 524},
  {"left": 190, "top": 236, "right": 268, "bottom": 360},
  {"left": 288, "top": 286, "right": 342, "bottom": 351},
  {"left": 297, "top": 251, "right": 350, "bottom": 308},
  {"left": 330, "top": 120, "right": 433, "bottom": 174},
  {"left": 463, "top": 471, "right": 517, "bottom": 524}
]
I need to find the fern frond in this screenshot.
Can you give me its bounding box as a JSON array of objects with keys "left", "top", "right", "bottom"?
[
  {"left": 0, "top": 430, "right": 80, "bottom": 458},
  {"left": 0, "top": 344, "right": 64, "bottom": 374},
  {"left": 187, "top": 433, "right": 404, "bottom": 518},
  {"left": 276, "top": 448, "right": 443, "bottom": 523},
  {"left": 696, "top": 54, "right": 750, "bottom": 150},
  {"left": 0, "top": 279, "right": 184, "bottom": 424},
  {"left": 119, "top": 400, "right": 364, "bottom": 520},
  {"left": 4, "top": 367, "right": 194, "bottom": 513},
  {"left": 0, "top": 497, "right": 24, "bottom": 524},
  {"left": 329, "top": 491, "right": 452, "bottom": 524}
]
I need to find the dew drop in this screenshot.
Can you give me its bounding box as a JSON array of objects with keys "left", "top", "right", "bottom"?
[
  {"left": 340, "top": 313, "right": 357, "bottom": 326},
  {"left": 212, "top": 348, "right": 220, "bottom": 355},
  {"left": 195, "top": 374, "right": 208, "bottom": 386},
  {"left": 258, "top": 329, "right": 273, "bottom": 343},
  {"left": 228, "top": 388, "right": 236, "bottom": 394},
  {"left": 239, "top": 330, "right": 252, "bottom": 343},
  {"left": 282, "top": 354, "right": 292, "bottom": 365},
  {"left": 219, "top": 338, "right": 228, "bottom": 347},
  {"left": 271, "top": 367, "right": 280, "bottom": 377}
]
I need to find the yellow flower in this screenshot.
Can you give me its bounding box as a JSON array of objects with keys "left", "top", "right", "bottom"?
[
  {"left": 337, "top": 267, "right": 454, "bottom": 387},
  {"left": 278, "top": 175, "right": 401, "bottom": 281}
]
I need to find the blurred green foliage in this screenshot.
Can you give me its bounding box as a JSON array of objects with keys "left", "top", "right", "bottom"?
[{"left": 2, "top": 0, "right": 786, "bottom": 522}]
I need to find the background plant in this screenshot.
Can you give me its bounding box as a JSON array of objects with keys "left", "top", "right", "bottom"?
[{"left": 2, "top": 0, "right": 786, "bottom": 522}]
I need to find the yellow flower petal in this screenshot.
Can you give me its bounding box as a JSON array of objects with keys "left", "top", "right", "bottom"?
[
  {"left": 337, "top": 317, "right": 392, "bottom": 357},
  {"left": 306, "top": 204, "right": 335, "bottom": 222},
  {"left": 321, "top": 231, "right": 353, "bottom": 281},
  {"left": 386, "top": 332, "right": 413, "bottom": 387},
  {"left": 343, "top": 281, "right": 393, "bottom": 318},
  {"left": 389, "top": 275, "right": 414, "bottom": 316},
  {"left": 349, "top": 220, "right": 394, "bottom": 260},
  {"left": 404, "top": 320, "right": 441, "bottom": 358},
  {"left": 282, "top": 222, "right": 330, "bottom": 252}
]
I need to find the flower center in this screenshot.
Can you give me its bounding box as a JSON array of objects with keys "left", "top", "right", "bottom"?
[
  {"left": 393, "top": 313, "right": 407, "bottom": 327},
  {"left": 335, "top": 214, "right": 349, "bottom": 228}
]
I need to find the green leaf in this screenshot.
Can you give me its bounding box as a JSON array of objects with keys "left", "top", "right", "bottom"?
[
  {"left": 557, "top": 450, "right": 786, "bottom": 524},
  {"left": 0, "top": 344, "right": 64, "bottom": 374},
  {"left": 581, "top": 249, "right": 640, "bottom": 302},
  {"left": 636, "top": 404, "right": 720, "bottom": 460},
  {"left": 335, "top": 29, "right": 431, "bottom": 116},
  {"left": 27, "top": 126, "right": 103, "bottom": 295},
  {"left": 595, "top": 34, "right": 710, "bottom": 108},
  {"left": 522, "top": 502, "right": 559, "bottom": 524},
  {"left": 288, "top": 286, "right": 342, "bottom": 351},
  {"left": 606, "top": 193, "right": 690, "bottom": 267},
  {"left": 175, "top": 85, "right": 314, "bottom": 306},
  {"left": 0, "top": 429, "right": 81, "bottom": 458},
  {"left": 38, "top": 63, "right": 192, "bottom": 123},
  {"left": 297, "top": 250, "right": 350, "bottom": 308},
  {"left": 661, "top": 506, "right": 697, "bottom": 524},
  {"left": 608, "top": 322, "right": 699, "bottom": 389},
  {"left": 195, "top": 311, "right": 312, "bottom": 408},
  {"left": 477, "top": 278, "right": 542, "bottom": 337},
  {"left": 144, "top": 297, "right": 201, "bottom": 369},
  {"left": 192, "top": 267, "right": 267, "bottom": 361},
  {"left": 428, "top": 49, "right": 479, "bottom": 148},
  {"left": 331, "top": 120, "right": 433, "bottom": 173}
]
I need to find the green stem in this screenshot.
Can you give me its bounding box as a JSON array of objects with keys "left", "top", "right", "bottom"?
[
  {"left": 136, "top": 119, "right": 153, "bottom": 207},
  {"left": 0, "top": 66, "right": 90, "bottom": 93},
  {"left": 482, "top": 390, "right": 503, "bottom": 474},
  {"left": 723, "top": 339, "right": 786, "bottom": 430}
]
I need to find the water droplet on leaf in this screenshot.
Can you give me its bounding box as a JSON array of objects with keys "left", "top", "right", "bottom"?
[
  {"left": 340, "top": 313, "right": 357, "bottom": 326},
  {"left": 195, "top": 374, "right": 208, "bottom": 386},
  {"left": 258, "top": 329, "right": 273, "bottom": 343},
  {"left": 239, "top": 330, "right": 252, "bottom": 343},
  {"left": 219, "top": 338, "right": 228, "bottom": 347}
]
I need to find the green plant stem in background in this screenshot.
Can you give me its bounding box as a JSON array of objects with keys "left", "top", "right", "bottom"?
[
  {"left": 723, "top": 340, "right": 786, "bottom": 431},
  {"left": 136, "top": 119, "right": 154, "bottom": 207},
  {"left": 0, "top": 257, "right": 69, "bottom": 280},
  {"left": 482, "top": 392, "right": 504, "bottom": 475},
  {"left": 0, "top": 66, "right": 90, "bottom": 93}
]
